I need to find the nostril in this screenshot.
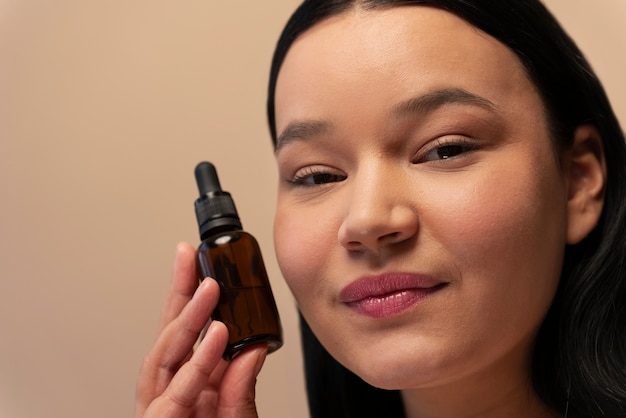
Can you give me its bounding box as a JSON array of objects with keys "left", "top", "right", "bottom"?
[{"left": 338, "top": 204, "right": 419, "bottom": 253}]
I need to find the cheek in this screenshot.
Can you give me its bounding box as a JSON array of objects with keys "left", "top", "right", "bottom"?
[
  {"left": 429, "top": 158, "right": 567, "bottom": 308},
  {"left": 273, "top": 202, "right": 335, "bottom": 303},
  {"left": 437, "top": 175, "right": 536, "bottom": 260}
]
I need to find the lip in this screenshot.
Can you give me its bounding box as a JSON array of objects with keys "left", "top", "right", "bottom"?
[{"left": 339, "top": 272, "right": 446, "bottom": 318}]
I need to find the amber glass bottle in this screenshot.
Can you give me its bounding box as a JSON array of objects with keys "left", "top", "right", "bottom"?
[{"left": 194, "top": 161, "right": 283, "bottom": 360}]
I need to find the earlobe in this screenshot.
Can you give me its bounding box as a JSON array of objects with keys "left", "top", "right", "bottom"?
[{"left": 566, "top": 124, "right": 607, "bottom": 244}]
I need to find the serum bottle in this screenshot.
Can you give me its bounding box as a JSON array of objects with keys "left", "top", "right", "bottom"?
[{"left": 194, "top": 161, "right": 283, "bottom": 360}]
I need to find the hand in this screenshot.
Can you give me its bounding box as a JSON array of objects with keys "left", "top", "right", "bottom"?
[{"left": 135, "top": 242, "right": 267, "bottom": 418}]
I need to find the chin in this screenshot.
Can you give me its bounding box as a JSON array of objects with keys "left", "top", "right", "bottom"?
[
  {"left": 355, "top": 363, "right": 438, "bottom": 391},
  {"left": 340, "top": 345, "right": 447, "bottom": 391}
]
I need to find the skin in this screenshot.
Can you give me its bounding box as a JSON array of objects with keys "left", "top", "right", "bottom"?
[
  {"left": 135, "top": 5, "right": 606, "bottom": 418},
  {"left": 273, "top": 6, "right": 603, "bottom": 418}
]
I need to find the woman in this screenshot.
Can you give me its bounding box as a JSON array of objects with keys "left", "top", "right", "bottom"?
[{"left": 135, "top": 1, "right": 626, "bottom": 417}]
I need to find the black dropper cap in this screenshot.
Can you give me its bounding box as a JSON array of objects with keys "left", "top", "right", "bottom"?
[{"left": 194, "top": 161, "right": 242, "bottom": 240}]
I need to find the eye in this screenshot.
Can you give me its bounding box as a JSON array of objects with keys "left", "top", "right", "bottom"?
[
  {"left": 288, "top": 167, "right": 347, "bottom": 187},
  {"left": 416, "top": 138, "right": 478, "bottom": 163}
]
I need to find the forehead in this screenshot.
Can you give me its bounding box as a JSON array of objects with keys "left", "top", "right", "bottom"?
[{"left": 274, "top": 6, "right": 535, "bottom": 133}]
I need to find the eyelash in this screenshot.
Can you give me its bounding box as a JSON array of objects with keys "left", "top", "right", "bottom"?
[
  {"left": 288, "top": 167, "right": 347, "bottom": 187},
  {"left": 415, "top": 137, "right": 478, "bottom": 163}
]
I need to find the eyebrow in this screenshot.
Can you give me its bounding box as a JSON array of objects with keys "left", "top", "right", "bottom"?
[
  {"left": 275, "top": 120, "right": 332, "bottom": 152},
  {"left": 392, "top": 88, "right": 498, "bottom": 116},
  {"left": 274, "top": 88, "right": 498, "bottom": 152}
]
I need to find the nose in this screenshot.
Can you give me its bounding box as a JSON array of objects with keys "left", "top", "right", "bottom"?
[{"left": 337, "top": 164, "right": 419, "bottom": 255}]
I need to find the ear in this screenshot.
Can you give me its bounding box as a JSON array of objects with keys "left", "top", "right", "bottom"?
[{"left": 566, "top": 124, "right": 607, "bottom": 244}]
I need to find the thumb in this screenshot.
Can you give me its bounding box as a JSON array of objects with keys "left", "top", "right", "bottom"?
[{"left": 218, "top": 345, "right": 267, "bottom": 418}]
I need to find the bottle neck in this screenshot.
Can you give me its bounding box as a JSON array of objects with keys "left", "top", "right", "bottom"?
[{"left": 200, "top": 219, "right": 242, "bottom": 241}]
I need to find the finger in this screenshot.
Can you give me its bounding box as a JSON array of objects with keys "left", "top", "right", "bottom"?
[
  {"left": 136, "top": 278, "right": 220, "bottom": 415},
  {"left": 142, "top": 321, "right": 229, "bottom": 418},
  {"left": 146, "top": 278, "right": 219, "bottom": 376},
  {"left": 159, "top": 242, "right": 199, "bottom": 332},
  {"left": 216, "top": 345, "right": 267, "bottom": 418}
]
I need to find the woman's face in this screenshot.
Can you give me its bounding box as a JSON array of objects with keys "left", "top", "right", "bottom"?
[{"left": 273, "top": 6, "right": 568, "bottom": 391}]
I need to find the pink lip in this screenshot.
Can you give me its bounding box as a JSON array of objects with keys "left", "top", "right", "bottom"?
[{"left": 339, "top": 273, "right": 446, "bottom": 318}]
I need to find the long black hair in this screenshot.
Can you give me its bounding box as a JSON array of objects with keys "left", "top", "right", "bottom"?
[{"left": 267, "top": 1, "right": 626, "bottom": 417}]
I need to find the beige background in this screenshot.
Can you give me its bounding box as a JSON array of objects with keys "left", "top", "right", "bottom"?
[{"left": 0, "top": 1, "right": 624, "bottom": 417}]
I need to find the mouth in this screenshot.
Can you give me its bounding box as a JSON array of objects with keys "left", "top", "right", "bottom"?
[{"left": 339, "top": 272, "right": 447, "bottom": 318}]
